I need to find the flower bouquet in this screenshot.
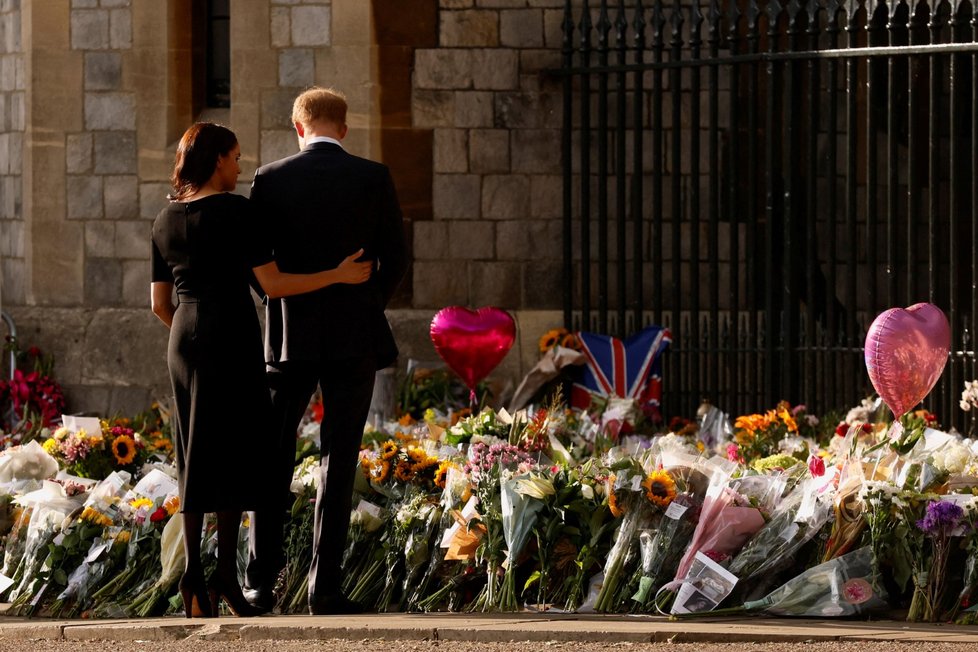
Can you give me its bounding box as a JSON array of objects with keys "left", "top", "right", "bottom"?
[
  {"left": 498, "top": 473, "right": 552, "bottom": 611},
  {"left": 907, "top": 498, "right": 967, "bottom": 622}
]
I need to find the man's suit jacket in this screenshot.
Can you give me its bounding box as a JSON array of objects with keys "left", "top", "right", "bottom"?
[{"left": 250, "top": 141, "right": 407, "bottom": 369}]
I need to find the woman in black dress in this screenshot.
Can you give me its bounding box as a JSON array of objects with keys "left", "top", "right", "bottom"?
[{"left": 150, "top": 123, "right": 371, "bottom": 618}]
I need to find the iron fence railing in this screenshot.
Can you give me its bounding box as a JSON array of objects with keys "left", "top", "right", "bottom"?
[{"left": 558, "top": 0, "right": 978, "bottom": 430}]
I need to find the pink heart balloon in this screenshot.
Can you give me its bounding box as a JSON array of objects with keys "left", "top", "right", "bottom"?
[
  {"left": 864, "top": 303, "right": 950, "bottom": 419},
  {"left": 430, "top": 307, "right": 516, "bottom": 390}
]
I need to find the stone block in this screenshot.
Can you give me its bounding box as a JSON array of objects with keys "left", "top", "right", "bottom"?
[
  {"left": 270, "top": 7, "right": 290, "bottom": 47},
  {"left": 1, "top": 257, "right": 24, "bottom": 304},
  {"left": 526, "top": 0, "right": 564, "bottom": 6},
  {"left": 469, "top": 261, "right": 521, "bottom": 308},
  {"left": 84, "top": 220, "right": 115, "bottom": 257},
  {"left": 1, "top": 176, "right": 20, "bottom": 219},
  {"left": 433, "top": 128, "right": 467, "bottom": 173},
  {"left": 511, "top": 128, "right": 560, "bottom": 173},
  {"left": 414, "top": 49, "right": 472, "bottom": 89},
  {"left": 101, "top": 0, "right": 131, "bottom": 7},
  {"left": 530, "top": 174, "right": 561, "bottom": 219},
  {"left": 66, "top": 175, "right": 103, "bottom": 219},
  {"left": 500, "top": 9, "right": 543, "bottom": 47},
  {"left": 93, "top": 131, "right": 135, "bottom": 174},
  {"left": 72, "top": 0, "right": 99, "bottom": 7},
  {"left": 494, "top": 91, "right": 560, "bottom": 129},
  {"left": 9, "top": 91, "right": 22, "bottom": 130},
  {"left": 440, "top": 10, "right": 498, "bottom": 47},
  {"left": 495, "top": 218, "right": 561, "bottom": 260},
  {"left": 278, "top": 48, "right": 314, "bottom": 87},
  {"left": 291, "top": 5, "right": 330, "bottom": 46},
  {"left": 0, "top": 218, "right": 21, "bottom": 256},
  {"left": 469, "top": 128, "right": 509, "bottom": 173},
  {"left": 543, "top": 8, "right": 563, "bottom": 48},
  {"left": 103, "top": 174, "right": 137, "bottom": 220},
  {"left": 523, "top": 260, "right": 562, "bottom": 309},
  {"left": 454, "top": 91, "right": 493, "bottom": 128},
  {"left": 412, "top": 220, "right": 450, "bottom": 260},
  {"left": 7, "top": 132, "right": 21, "bottom": 175},
  {"left": 449, "top": 220, "right": 494, "bottom": 259},
  {"left": 71, "top": 9, "right": 109, "bottom": 50},
  {"left": 85, "top": 257, "right": 122, "bottom": 305},
  {"left": 260, "top": 129, "right": 299, "bottom": 166},
  {"left": 432, "top": 174, "right": 480, "bottom": 219},
  {"left": 83, "top": 51, "right": 121, "bottom": 90},
  {"left": 272, "top": 0, "right": 301, "bottom": 4},
  {"left": 84, "top": 92, "right": 135, "bottom": 130},
  {"left": 82, "top": 308, "right": 170, "bottom": 389},
  {"left": 481, "top": 173, "right": 529, "bottom": 219},
  {"left": 471, "top": 49, "right": 518, "bottom": 90},
  {"left": 114, "top": 219, "right": 145, "bottom": 256},
  {"left": 411, "top": 89, "right": 455, "bottom": 128},
  {"left": 109, "top": 8, "right": 130, "bottom": 49},
  {"left": 0, "top": 134, "right": 8, "bottom": 174},
  {"left": 260, "top": 87, "right": 297, "bottom": 129},
  {"left": 121, "top": 259, "right": 148, "bottom": 306},
  {"left": 476, "top": 0, "right": 528, "bottom": 6},
  {"left": 441, "top": 0, "right": 474, "bottom": 7},
  {"left": 412, "top": 261, "right": 468, "bottom": 307},
  {"left": 139, "top": 182, "right": 170, "bottom": 220}
]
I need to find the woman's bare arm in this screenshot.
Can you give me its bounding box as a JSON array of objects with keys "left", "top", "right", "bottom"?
[
  {"left": 253, "top": 249, "right": 372, "bottom": 299},
  {"left": 151, "top": 282, "right": 176, "bottom": 328}
]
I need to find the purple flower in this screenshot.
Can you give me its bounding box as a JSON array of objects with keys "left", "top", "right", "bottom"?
[{"left": 916, "top": 500, "right": 965, "bottom": 537}]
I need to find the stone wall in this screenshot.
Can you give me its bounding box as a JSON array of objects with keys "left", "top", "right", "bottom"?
[
  {"left": 2, "top": 0, "right": 566, "bottom": 416},
  {"left": 0, "top": 0, "right": 23, "bottom": 308}
]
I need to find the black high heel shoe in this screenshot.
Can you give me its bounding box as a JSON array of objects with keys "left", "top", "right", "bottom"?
[
  {"left": 207, "top": 571, "right": 265, "bottom": 617},
  {"left": 179, "top": 570, "right": 213, "bottom": 618}
]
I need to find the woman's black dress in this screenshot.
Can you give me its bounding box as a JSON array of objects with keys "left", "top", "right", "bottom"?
[{"left": 151, "top": 193, "right": 273, "bottom": 512}]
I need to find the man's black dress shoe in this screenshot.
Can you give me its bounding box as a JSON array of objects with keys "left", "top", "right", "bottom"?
[
  {"left": 242, "top": 586, "right": 275, "bottom": 614},
  {"left": 308, "top": 595, "right": 363, "bottom": 615}
]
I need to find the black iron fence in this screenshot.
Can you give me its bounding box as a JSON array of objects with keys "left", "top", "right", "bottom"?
[{"left": 558, "top": 0, "right": 978, "bottom": 429}]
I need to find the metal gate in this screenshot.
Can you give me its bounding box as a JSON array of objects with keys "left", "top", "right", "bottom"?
[{"left": 558, "top": 0, "right": 978, "bottom": 429}]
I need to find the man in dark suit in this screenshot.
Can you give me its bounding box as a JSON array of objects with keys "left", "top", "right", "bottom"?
[{"left": 245, "top": 87, "right": 407, "bottom": 615}]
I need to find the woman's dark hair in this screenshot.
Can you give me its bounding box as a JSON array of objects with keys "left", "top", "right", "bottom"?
[{"left": 169, "top": 122, "right": 238, "bottom": 200}]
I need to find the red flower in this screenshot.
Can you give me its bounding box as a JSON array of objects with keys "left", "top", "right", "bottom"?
[
  {"left": 27, "top": 346, "right": 41, "bottom": 357},
  {"left": 835, "top": 423, "right": 848, "bottom": 437},
  {"left": 808, "top": 455, "right": 826, "bottom": 477},
  {"left": 150, "top": 507, "right": 167, "bottom": 523}
]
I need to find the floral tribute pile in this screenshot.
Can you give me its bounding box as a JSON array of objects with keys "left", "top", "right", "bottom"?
[{"left": 6, "top": 334, "right": 978, "bottom": 623}]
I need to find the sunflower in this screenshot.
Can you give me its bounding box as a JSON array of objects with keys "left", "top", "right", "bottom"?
[
  {"left": 367, "top": 459, "right": 391, "bottom": 483},
  {"left": 406, "top": 446, "right": 427, "bottom": 464},
  {"left": 80, "top": 506, "right": 112, "bottom": 527},
  {"left": 607, "top": 475, "right": 624, "bottom": 518},
  {"left": 129, "top": 497, "right": 153, "bottom": 510},
  {"left": 380, "top": 440, "right": 399, "bottom": 460},
  {"left": 394, "top": 459, "right": 415, "bottom": 483},
  {"left": 643, "top": 470, "right": 677, "bottom": 508},
  {"left": 560, "top": 332, "right": 581, "bottom": 350},
  {"left": 538, "top": 328, "right": 566, "bottom": 353},
  {"left": 163, "top": 495, "right": 181, "bottom": 516},
  {"left": 433, "top": 460, "right": 453, "bottom": 489},
  {"left": 112, "top": 434, "right": 137, "bottom": 465}
]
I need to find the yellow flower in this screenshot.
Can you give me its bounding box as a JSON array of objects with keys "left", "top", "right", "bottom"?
[
  {"left": 433, "top": 460, "right": 453, "bottom": 489},
  {"left": 607, "top": 475, "right": 624, "bottom": 518},
  {"left": 112, "top": 434, "right": 137, "bottom": 465},
  {"left": 53, "top": 426, "right": 70, "bottom": 441},
  {"left": 368, "top": 459, "right": 391, "bottom": 483},
  {"left": 380, "top": 440, "right": 399, "bottom": 461},
  {"left": 560, "top": 332, "right": 581, "bottom": 350},
  {"left": 406, "top": 447, "right": 427, "bottom": 464},
  {"left": 538, "top": 328, "right": 566, "bottom": 353},
  {"left": 81, "top": 506, "right": 113, "bottom": 527},
  {"left": 42, "top": 438, "right": 59, "bottom": 455},
  {"left": 114, "top": 530, "right": 131, "bottom": 545},
  {"left": 130, "top": 497, "right": 153, "bottom": 510},
  {"left": 642, "top": 470, "right": 677, "bottom": 508},
  {"left": 398, "top": 413, "right": 416, "bottom": 427},
  {"left": 394, "top": 460, "right": 415, "bottom": 483},
  {"left": 164, "top": 495, "right": 180, "bottom": 516}
]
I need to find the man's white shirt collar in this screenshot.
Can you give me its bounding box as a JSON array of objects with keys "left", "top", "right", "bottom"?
[{"left": 305, "top": 136, "right": 343, "bottom": 149}]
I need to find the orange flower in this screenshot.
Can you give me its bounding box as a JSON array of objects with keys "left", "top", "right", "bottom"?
[
  {"left": 642, "top": 470, "right": 677, "bottom": 508},
  {"left": 607, "top": 475, "right": 624, "bottom": 518},
  {"left": 398, "top": 413, "right": 416, "bottom": 427},
  {"left": 538, "top": 328, "right": 567, "bottom": 353}
]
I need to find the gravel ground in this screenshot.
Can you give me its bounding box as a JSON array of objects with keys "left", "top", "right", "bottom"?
[{"left": 0, "top": 641, "right": 975, "bottom": 652}]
